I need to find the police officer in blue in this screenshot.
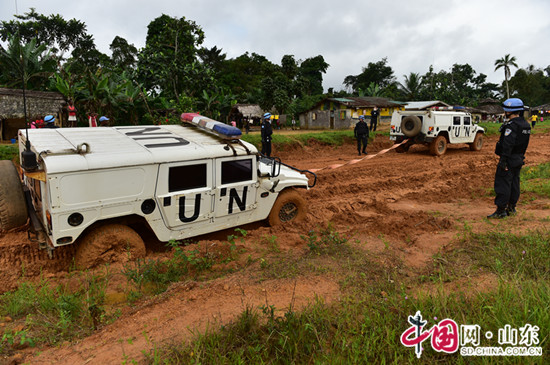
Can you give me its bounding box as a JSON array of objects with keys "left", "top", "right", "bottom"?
[
  {"left": 43, "top": 115, "right": 59, "bottom": 129},
  {"left": 261, "top": 112, "right": 273, "bottom": 157},
  {"left": 488, "top": 98, "right": 531, "bottom": 218},
  {"left": 354, "top": 115, "right": 369, "bottom": 155}
]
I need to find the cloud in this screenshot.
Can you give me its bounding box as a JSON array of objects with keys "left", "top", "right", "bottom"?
[{"left": 2, "top": 0, "right": 550, "bottom": 92}]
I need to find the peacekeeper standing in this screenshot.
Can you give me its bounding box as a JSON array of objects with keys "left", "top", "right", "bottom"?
[
  {"left": 488, "top": 98, "right": 531, "bottom": 219},
  {"left": 43, "top": 115, "right": 59, "bottom": 129},
  {"left": 354, "top": 115, "right": 369, "bottom": 155},
  {"left": 261, "top": 112, "right": 273, "bottom": 157},
  {"left": 370, "top": 106, "right": 380, "bottom": 132}
]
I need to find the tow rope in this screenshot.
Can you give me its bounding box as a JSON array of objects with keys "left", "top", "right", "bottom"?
[{"left": 309, "top": 139, "right": 409, "bottom": 173}]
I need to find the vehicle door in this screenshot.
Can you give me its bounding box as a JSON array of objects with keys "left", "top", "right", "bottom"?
[
  {"left": 461, "top": 116, "right": 475, "bottom": 142},
  {"left": 213, "top": 156, "right": 258, "bottom": 222},
  {"left": 156, "top": 161, "right": 214, "bottom": 229},
  {"left": 450, "top": 115, "right": 466, "bottom": 143}
]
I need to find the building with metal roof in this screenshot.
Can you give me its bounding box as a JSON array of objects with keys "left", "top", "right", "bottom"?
[{"left": 299, "top": 97, "right": 404, "bottom": 129}]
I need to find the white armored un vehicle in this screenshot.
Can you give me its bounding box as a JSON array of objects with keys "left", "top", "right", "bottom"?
[
  {"left": 390, "top": 107, "right": 485, "bottom": 156},
  {"left": 1, "top": 114, "right": 315, "bottom": 268}
]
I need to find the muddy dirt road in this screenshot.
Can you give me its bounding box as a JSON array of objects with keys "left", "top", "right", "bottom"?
[{"left": 2, "top": 131, "right": 550, "bottom": 364}]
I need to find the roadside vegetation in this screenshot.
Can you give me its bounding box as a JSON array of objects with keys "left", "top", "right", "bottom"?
[
  {"left": 0, "top": 144, "right": 17, "bottom": 161},
  {"left": 147, "top": 226, "right": 549, "bottom": 364}
]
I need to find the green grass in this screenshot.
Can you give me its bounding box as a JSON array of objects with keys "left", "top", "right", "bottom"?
[
  {"left": 0, "top": 271, "right": 112, "bottom": 353},
  {"left": 148, "top": 227, "right": 549, "bottom": 364},
  {"left": 0, "top": 144, "right": 18, "bottom": 161},
  {"left": 521, "top": 162, "right": 550, "bottom": 198},
  {"left": 479, "top": 117, "right": 550, "bottom": 136},
  {"left": 151, "top": 281, "right": 548, "bottom": 364}
]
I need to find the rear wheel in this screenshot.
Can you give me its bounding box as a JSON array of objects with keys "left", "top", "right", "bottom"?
[
  {"left": 429, "top": 135, "right": 447, "bottom": 156},
  {"left": 74, "top": 224, "right": 146, "bottom": 269},
  {"left": 469, "top": 133, "right": 484, "bottom": 151},
  {"left": 268, "top": 189, "right": 307, "bottom": 226},
  {"left": 395, "top": 141, "right": 412, "bottom": 153},
  {"left": 0, "top": 160, "right": 28, "bottom": 231}
]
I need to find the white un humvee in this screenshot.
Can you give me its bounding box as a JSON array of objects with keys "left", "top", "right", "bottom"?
[
  {"left": 389, "top": 108, "right": 485, "bottom": 156},
  {"left": 1, "top": 114, "right": 314, "bottom": 268}
]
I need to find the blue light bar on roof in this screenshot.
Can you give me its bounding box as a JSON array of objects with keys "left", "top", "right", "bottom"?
[{"left": 181, "top": 113, "right": 242, "bottom": 140}]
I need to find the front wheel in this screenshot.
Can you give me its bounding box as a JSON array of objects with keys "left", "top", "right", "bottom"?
[
  {"left": 74, "top": 224, "right": 146, "bottom": 269},
  {"left": 469, "top": 133, "right": 484, "bottom": 151},
  {"left": 268, "top": 189, "right": 307, "bottom": 226},
  {"left": 429, "top": 135, "right": 447, "bottom": 156}
]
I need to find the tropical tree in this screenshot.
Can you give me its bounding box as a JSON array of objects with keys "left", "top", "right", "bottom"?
[
  {"left": 0, "top": 8, "right": 91, "bottom": 55},
  {"left": 0, "top": 36, "right": 56, "bottom": 89},
  {"left": 136, "top": 14, "right": 208, "bottom": 102},
  {"left": 344, "top": 58, "right": 396, "bottom": 95},
  {"left": 298, "top": 55, "right": 329, "bottom": 95},
  {"left": 399, "top": 72, "right": 423, "bottom": 101},
  {"left": 494, "top": 54, "right": 518, "bottom": 99}
]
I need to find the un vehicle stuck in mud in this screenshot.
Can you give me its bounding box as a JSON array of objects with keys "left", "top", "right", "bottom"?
[
  {"left": 0, "top": 114, "right": 314, "bottom": 269},
  {"left": 390, "top": 108, "right": 485, "bottom": 156}
]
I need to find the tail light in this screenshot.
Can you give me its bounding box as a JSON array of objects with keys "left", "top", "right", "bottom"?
[{"left": 46, "top": 210, "right": 52, "bottom": 231}]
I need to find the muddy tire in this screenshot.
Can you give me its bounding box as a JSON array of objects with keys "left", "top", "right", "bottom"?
[
  {"left": 395, "top": 141, "right": 411, "bottom": 153},
  {"left": 429, "top": 135, "right": 447, "bottom": 156},
  {"left": 0, "top": 160, "right": 28, "bottom": 231},
  {"left": 74, "top": 224, "right": 146, "bottom": 269},
  {"left": 268, "top": 189, "right": 307, "bottom": 226},
  {"left": 469, "top": 133, "right": 484, "bottom": 151},
  {"left": 400, "top": 116, "right": 422, "bottom": 137}
]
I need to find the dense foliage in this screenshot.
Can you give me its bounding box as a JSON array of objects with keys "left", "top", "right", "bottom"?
[{"left": 1, "top": 9, "right": 550, "bottom": 125}]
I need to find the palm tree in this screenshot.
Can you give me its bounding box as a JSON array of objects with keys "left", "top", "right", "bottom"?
[
  {"left": 399, "top": 72, "right": 423, "bottom": 101},
  {"left": 494, "top": 54, "right": 518, "bottom": 99}
]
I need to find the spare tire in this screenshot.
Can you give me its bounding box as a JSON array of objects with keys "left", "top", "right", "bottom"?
[
  {"left": 400, "top": 115, "right": 422, "bottom": 137},
  {"left": 0, "top": 160, "right": 28, "bottom": 231}
]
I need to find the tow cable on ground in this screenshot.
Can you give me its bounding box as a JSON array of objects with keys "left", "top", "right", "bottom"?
[{"left": 309, "top": 139, "right": 409, "bottom": 173}]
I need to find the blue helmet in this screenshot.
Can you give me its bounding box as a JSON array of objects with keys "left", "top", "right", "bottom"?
[
  {"left": 502, "top": 98, "right": 524, "bottom": 112},
  {"left": 44, "top": 115, "right": 55, "bottom": 123},
  {"left": 359, "top": 115, "right": 365, "bottom": 120},
  {"left": 263, "top": 112, "right": 271, "bottom": 120},
  {"left": 99, "top": 116, "right": 109, "bottom": 122}
]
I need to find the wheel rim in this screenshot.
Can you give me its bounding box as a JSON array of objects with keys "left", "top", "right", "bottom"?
[
  {"left": 477, "top": 137, "right": 483, "bottom": 149},
  {"left": 438, "top": 140, "right": 445, "bottom": 153},
  {"left": 279, "top": 202, "right": 298, "bottom": 222}
]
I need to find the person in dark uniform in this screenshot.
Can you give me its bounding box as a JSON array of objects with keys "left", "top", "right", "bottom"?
[
  {"left": 43, "top": 115, "right": 59, "bottom": 129},
  {"left": 488, "top": 98, "right": 531, "bottom": 218},
  {"left": 261, "top": 112, "right": 273, "bottom": 157},
  {"left": 354, "top": 115, "right": 369, "bottom": 155},
  {"left": 370, "top": 106, "right": 380, "bottom": 132}
]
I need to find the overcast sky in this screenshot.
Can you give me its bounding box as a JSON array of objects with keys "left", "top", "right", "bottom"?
[{"left": 2, "top": 0, "right": 550, "bottom": 92}]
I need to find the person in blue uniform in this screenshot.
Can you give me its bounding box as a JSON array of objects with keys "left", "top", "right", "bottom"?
[
  {"left": 354, "top": 115, "right": 369, "bottom": 155},
  {"left": 43, "top": 115, "right": 59, "bottom": 129},
  {"left": 370, "top": 106, "right": 380, "bottom": 131},
  {"left": 488, "top": 98, "right": 531, "bottom": 218},
  {"left": 261, "top": 112, "right": 273, "bottom": 157}
]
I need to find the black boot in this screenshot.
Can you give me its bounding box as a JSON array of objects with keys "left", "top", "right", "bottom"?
[
  {"left": 506, "top": 204, "right": 517, "bottom": 216},
  {"left": 487, "top": 207, "right": 507, "bottom": 219},
  {"left": 362, "top": 149, "right": 367, "bottom": 155},
  {"left": 358, "top": 151, "right": 361, "bottom": 156}
]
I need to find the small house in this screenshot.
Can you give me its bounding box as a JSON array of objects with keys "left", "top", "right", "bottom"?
[
  {"left": 299, "top": 97, "right": 404, "bottom": 129},
  {"left": 0, "top": 88, "right": 66, "bottom": 141}
]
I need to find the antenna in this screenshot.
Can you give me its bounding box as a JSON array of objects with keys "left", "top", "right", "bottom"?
[{"left": 14, "top": 2, "right": 38, "bottom": 171}]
